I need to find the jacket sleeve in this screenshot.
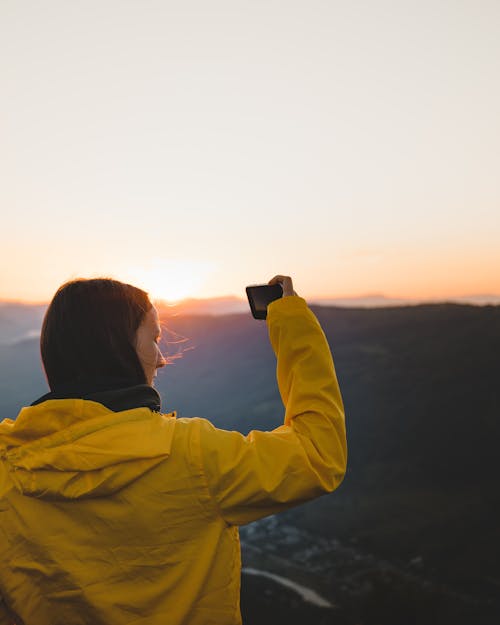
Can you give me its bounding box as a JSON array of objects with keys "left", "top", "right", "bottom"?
[
  {"left": 195, "top": 295, "right": 347, "bottom": 527},
  {"left": 0, "top": 596, "right": 13, "bottom": 625}
]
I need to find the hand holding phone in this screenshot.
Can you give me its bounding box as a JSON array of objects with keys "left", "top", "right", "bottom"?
[{"left": 246, "top": 275, "right": 297, "bottom": 319}]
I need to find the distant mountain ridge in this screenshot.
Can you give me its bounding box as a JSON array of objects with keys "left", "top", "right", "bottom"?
[
  {"left": 0, "top": 303, "right": 46, "bottom": 345},
  {"left": 158, "top": 293, "right": 500, "bottom": 314},
  {"left": 2, "top": 292, "right": 499, "bottom": 328}
]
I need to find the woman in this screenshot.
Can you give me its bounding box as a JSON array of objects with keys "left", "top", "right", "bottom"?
[{"left": 0, "top": 274, "right": 347, "bottom": 625}]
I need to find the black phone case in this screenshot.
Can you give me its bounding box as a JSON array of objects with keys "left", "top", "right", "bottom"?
[{"left": 246, "top": 284, "right": 283, "bottom": 320}]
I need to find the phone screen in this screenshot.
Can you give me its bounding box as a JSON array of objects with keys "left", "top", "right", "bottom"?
[{"left": 246, "top": 284, "right": 283, "bottom": 319}]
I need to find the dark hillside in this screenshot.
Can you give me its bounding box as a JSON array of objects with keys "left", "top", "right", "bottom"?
[{"left": 158, "top": 303, "right": 500, "bottom": 620}]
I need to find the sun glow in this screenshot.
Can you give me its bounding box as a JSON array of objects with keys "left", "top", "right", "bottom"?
[{"left": 121, "top": 258, "right": 217, "bottom": 303}]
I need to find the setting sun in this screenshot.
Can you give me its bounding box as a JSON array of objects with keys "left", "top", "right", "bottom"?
[{"left": 121, "top": 258, "right": 217, "bottom": 303}]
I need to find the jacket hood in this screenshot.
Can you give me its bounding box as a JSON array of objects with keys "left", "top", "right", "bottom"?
[{"left": 0, "top": 399, "right": 176, "bottom": 500}]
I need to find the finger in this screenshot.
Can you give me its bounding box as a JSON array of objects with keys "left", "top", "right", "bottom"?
[{"left": 268, "top": 275, "right": 290, "bottom": 285}]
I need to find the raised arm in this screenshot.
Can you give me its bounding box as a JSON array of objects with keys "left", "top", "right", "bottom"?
[{"left": 195, "top": 278, "right": 347, "bottom": 526}]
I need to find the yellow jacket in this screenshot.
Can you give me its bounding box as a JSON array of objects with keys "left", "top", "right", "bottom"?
[{"left": 0, "top": 296, "right": 346, "bottom": 625}]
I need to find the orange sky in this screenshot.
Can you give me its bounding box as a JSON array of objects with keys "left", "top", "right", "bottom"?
[
  {"left": 0, "top": 246, "right": 498, "bottom": 305},
  {"left": 1, "top": 1, "right": 499, "bottom": 304}
]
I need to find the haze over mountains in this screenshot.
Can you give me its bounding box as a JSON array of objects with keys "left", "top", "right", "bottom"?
[
  {"left": 0, "top": 298, "right": 499, "bottom": 624},
  {"left": 2, "top": 291, "right": 499, "bottom": 341},
  {"left": 153, "top": 292, "right": 500, "bottom": 316}
]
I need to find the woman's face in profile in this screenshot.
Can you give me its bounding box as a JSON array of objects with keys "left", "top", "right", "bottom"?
[{"left": 135, "top": 306, "right": 167, "bottom": 385}]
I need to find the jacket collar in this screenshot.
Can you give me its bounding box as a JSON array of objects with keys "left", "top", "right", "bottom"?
[{"left": 30, "top": 377, "right": 162, "bottom": 413}]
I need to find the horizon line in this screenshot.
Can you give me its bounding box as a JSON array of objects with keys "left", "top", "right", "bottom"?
[{"left": 2, "top": 291, "right": 500, "bottom": 307}]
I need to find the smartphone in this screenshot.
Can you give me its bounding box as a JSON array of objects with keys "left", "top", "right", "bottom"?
[{"left": 246, "top": 284, "right": 283, "bottom": 320}]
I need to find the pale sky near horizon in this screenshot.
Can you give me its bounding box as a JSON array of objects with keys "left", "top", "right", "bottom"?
[{"left": 1, "top": 0, "right": 499, "bottom": 303}]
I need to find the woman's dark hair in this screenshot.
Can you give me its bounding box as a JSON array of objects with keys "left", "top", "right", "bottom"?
[{"left": 40, "top": 278, "right": 152, "bottom": 391}]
